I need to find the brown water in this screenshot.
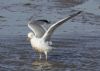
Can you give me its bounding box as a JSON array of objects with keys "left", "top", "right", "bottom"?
[{"left": 0, "top": 0, "right": 100, "bottom": 71}]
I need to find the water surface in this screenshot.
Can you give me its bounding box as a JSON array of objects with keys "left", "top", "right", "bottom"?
[{"left": 0, "top": 0, "right": 100, "bottom": 71}]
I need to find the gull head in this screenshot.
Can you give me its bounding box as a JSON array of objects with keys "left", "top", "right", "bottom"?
[{"left": 27, "top": 32, "right": 34, "bottom": 41}]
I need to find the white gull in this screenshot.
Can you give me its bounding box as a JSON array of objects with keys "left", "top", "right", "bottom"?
[{"left": 27, "top": 11, "right": 81, "bottom": 61}]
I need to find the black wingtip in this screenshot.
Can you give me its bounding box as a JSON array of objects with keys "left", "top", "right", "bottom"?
[
  {"left": 77, "top": 11, "right": 82, "bottom": 14},
  {"left": 72, "top": 11, "right": 82, "bottom": 17},
  {"left": 36, "top": 19, "right": 50, "bottom": 24},
  {"left": 67, "top": 10, "right": 82, "bottom": 20}
]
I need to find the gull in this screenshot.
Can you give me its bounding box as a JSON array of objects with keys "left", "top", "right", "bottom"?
[{"left": 27, "top": 11, "right": 82, "bottom": 61}]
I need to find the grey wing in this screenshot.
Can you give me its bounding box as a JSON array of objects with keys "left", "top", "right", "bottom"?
[
  {"left": 42, "top": 11, "right": 82, "bottom": 41},
  {"left": 28, "top": 20, "right": 45, "bottom": 38},
  {"left": 36, "top": 20, "right": 50, "bottom": 31}
]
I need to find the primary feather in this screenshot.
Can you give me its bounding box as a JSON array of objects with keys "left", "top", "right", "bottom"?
[{"left": 43, "top": 11, "right": 82, "bottom": 41}]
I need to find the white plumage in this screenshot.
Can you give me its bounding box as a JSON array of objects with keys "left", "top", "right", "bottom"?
[{"left": 27, "top": 11, "right": 82, "bottom": 60}]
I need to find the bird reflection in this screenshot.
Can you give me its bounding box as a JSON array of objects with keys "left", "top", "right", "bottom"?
[{"left": 32, "top": 60, "right": 67, "bottom": 71}]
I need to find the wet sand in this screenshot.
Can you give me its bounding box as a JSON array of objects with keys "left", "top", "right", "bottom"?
[{"left": 0, "top": 0, "right": 100, "bottom": 71}]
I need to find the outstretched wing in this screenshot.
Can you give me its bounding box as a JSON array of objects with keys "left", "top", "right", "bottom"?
[
  {"left": 28, "top": 20, "right": 46, "bottom": 38},
  {"left": 42, "top": 11, "right": 82, "bottom": 41},
  {"left": 36, "top": 20, "right": 50, "bottom": 31}
]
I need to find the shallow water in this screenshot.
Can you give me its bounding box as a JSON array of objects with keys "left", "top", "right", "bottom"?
[
  {"left": 0, "top": 0, "right": 100, "bottom": 71},
  {"left": 74, "top": 0, "right": 100, "bottom": 15}
]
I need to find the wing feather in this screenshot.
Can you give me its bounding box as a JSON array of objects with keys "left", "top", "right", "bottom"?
[
  {"left": 28, "top": 20, "right": 45, "bottom": 38},
  {"left": 42, "top": 11, "right": 82, "bottom": 41}
]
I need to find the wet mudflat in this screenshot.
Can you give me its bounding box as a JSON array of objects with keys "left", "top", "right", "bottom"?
[{"left": 0, "top": 0, "right": 100, "bottom": 71}]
